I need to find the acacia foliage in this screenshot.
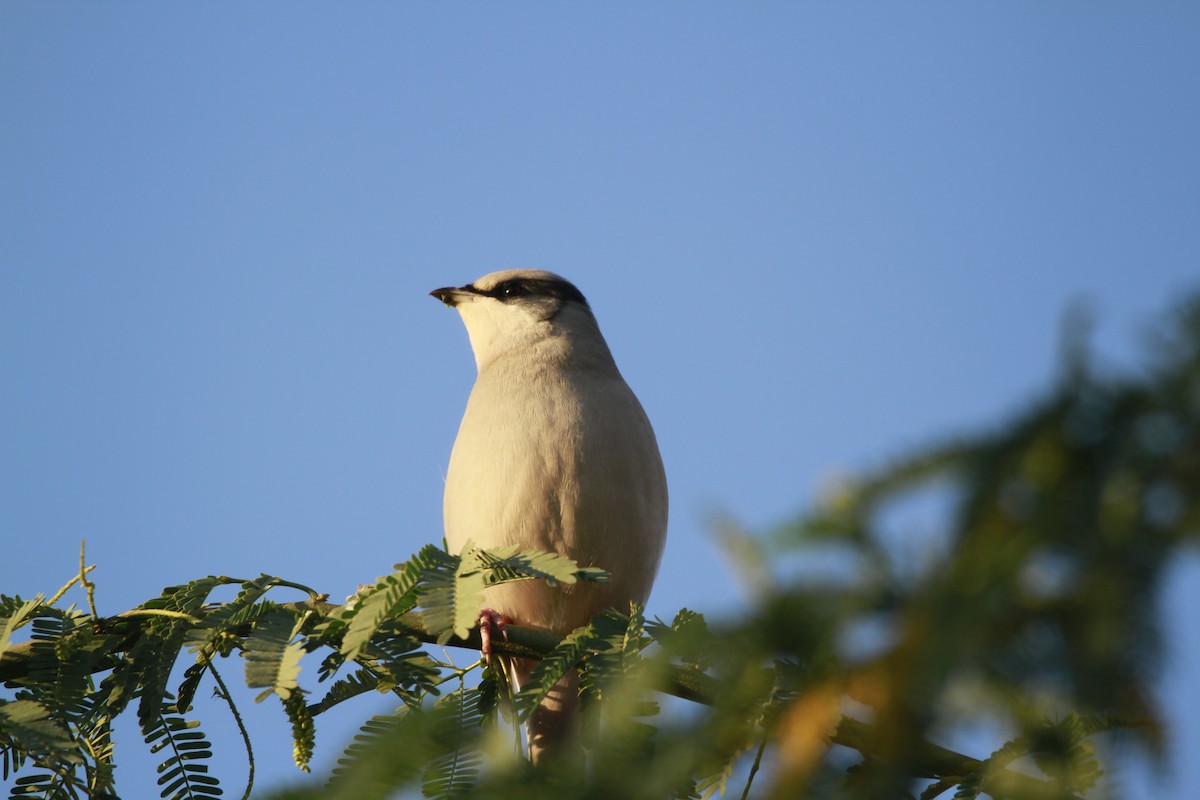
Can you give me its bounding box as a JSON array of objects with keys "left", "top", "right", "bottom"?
[{"left": 2, "top": 297, "right": 1198, "bottom": 800}]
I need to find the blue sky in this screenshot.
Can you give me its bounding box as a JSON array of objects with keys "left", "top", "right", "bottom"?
[{"left": 3, "top": 4, "right": 1198, "bottom": 797}]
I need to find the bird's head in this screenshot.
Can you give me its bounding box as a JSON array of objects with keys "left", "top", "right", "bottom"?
[{"left": 431, "top": 270, "right": 607, "bottom": 371}]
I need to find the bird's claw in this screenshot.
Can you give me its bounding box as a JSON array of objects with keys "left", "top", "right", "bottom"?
[{"left": 478, "top": 609, "right": 509, "bottom": 666}]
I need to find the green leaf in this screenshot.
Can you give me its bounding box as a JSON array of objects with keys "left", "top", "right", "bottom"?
[
  {"left": 0, "top": 699, "right": 81, "bottom": 763},
  {"left": 328, "top": 712, "right": 448, "bottom": 800},
  {"left": 421, "top": 688, "right": 484, "bottom": 799},
  {"left": 131, "top": 578, "right": 227, "bottom": 731},
  {"left": 0, "top": 596, "right": 43, "bottom": 659},
  {"left": 339, "top": 547, "right": 438, "bottom": 661},
  {"left": 308, "top": 669, "right": 380, "bottom": 716},
  {"left": 139, "top": 708, "right": 221, "bottom": 800},
  {"left": 419, "top": 544, "right": 612, "bottom": 646},
  {"left": 416, "top": 548, "right": 480, "bottom": 645},
  {"left": 243, "top": 609, "right": 305, "bottom": 702},
  {"left": 514, "top": 622, "right": 600, "bottom": 722},
  {"left": 183, "top": 575, "right": 277, "bottom": 656},
  {"left": 469, "top": 545, "right": 609, "bottom": 587},
  {"left": 579, "top": 607, "right": 648, "bottom": 711}
]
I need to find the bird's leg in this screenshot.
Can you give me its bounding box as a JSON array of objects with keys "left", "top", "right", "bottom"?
[{"left": 478, "top": 608, "right": 509, "bottom": 665}]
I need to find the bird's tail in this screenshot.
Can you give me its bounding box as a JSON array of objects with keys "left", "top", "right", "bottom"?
[{"left": 511, "top": 658, "right": 582, "bottom": 766}]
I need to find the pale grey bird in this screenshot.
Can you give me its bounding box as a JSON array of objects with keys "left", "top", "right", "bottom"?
[{"left": 431, "top": 269, "right": 668, "bottom": 764}]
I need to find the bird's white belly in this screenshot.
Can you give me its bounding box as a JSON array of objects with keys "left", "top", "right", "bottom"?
[{"left": 443, "top": 371, "right": 666, "bottom": 632}]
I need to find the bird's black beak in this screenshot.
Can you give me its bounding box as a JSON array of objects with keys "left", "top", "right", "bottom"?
[{"left": 430, "top": 286, "right": 472, "bottom": 308}]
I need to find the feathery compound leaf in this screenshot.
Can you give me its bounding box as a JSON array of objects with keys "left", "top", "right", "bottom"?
[
  {"left": 328, "top": 711, "right": 451, "bottom": 800},
  {"left": 469, "top": 545, "right": 609, "bottom": 587},
  {"left": 694, "top": 757, "right": 738, "bottom": 800},
  {"left": 417, "top": 548, "right": 482, "bottom": 645},
  {"left": 81, "top": 715, "right": 118, "bottom": 798},
  {"left": 590, "top": 606, "right": 647, "bottom": 671},
  {"left": 243, "top": 608, "right": 305, "bottom": 702},
  {"left": 365, "top": 635, "right": 443, "bottom": 707},
  {"left": 620, "top": 604, "right": 649, "bottom": 663},
  {"left": 141, "top": 708, "right": 220, "bottom": 800},
  {"left": 420, "top": 688, "right": 485, "bottom": 800},
  {"left": 318, "top": 635, "right": 439, "bottom": 713},
  {"left": 183, "top": 575, "right": 276, "bottom": 656},
  {"left": 421, "top": 544, "right": 610, "bottom": 645},
  {"left": 647, "top": 608, "right": 715, "bottom": 670},
  {"left": 131, "top": 578, "right": 227, "bottom": 731},
  {"left": 175, "top": 663, "right": 207, "bottom": 717},
  {"left": 953, "top": 732, "right": 1035, "bottom": 800},
  {"left": 339, "top": 546, "right": 440, "bottom": 661},
  {"left": 0, "top": 699, "right": 80, "bottom": 764},
  {"left": 7, "top": 769, "right": 89, "bottom": 799},
  {"left": 949, "top": 713, "right": 1110, "bottom": 800},
  {"left": 0, "top": 596, "right": 43, "bottom": 658},
  {"left": 28, "top": 614, "right": 96, "bottom": 729},
  {"left": 580, "top": 607, "right": 650, "bottom": 713},
  {"left": 1028, "top": 713, "right": 1103, "bottom": 794},
  {"left": 142, "top": 576, "right": 227, "bottom": 616},
  {"left": 515, "top": 621, "right": 605, "bottom": 722},
  {"left": 307, "top": 669, "right": 380, "bottom": 717},
  {"left": 474, "top": 666, "right": 504, "bottom": 729}
]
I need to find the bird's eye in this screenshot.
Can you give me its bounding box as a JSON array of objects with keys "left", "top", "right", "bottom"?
[{"left": 500, "top": 282, "right": 527, "bottom": 298}]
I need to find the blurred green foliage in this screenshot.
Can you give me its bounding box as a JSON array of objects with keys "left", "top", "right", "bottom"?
[{"left": 2, "top": 297, "right": 1197, "bottom": 800}]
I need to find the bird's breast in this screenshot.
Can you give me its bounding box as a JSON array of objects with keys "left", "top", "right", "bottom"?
[{"left": 442, "top": 365, "right": 667, "bottom": 631}]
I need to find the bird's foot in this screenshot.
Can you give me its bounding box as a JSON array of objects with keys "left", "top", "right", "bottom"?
[{"left": 478, "top": 609, "right": 509, "bottom": 666}]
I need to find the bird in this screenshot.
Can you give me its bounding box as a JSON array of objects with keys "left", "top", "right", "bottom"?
[{"left": 430, "top": 269, "right": 668, "bottom": 764}]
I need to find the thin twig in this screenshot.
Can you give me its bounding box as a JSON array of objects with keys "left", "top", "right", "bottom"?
[
  {"left": 45, "top": 549, "right": 96, "bottom": 608},
  {"left": 117, "top": 609, "right": 202, "bottom": 622},
  {"left": 79, "top": 539, "right": 98, "bottom": 617},
  {"left": 740, "top": 732, "right": 769, "bottom": 800},
  {"left": 203, "top": 651, "right": 255, "bottom": 800}
]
